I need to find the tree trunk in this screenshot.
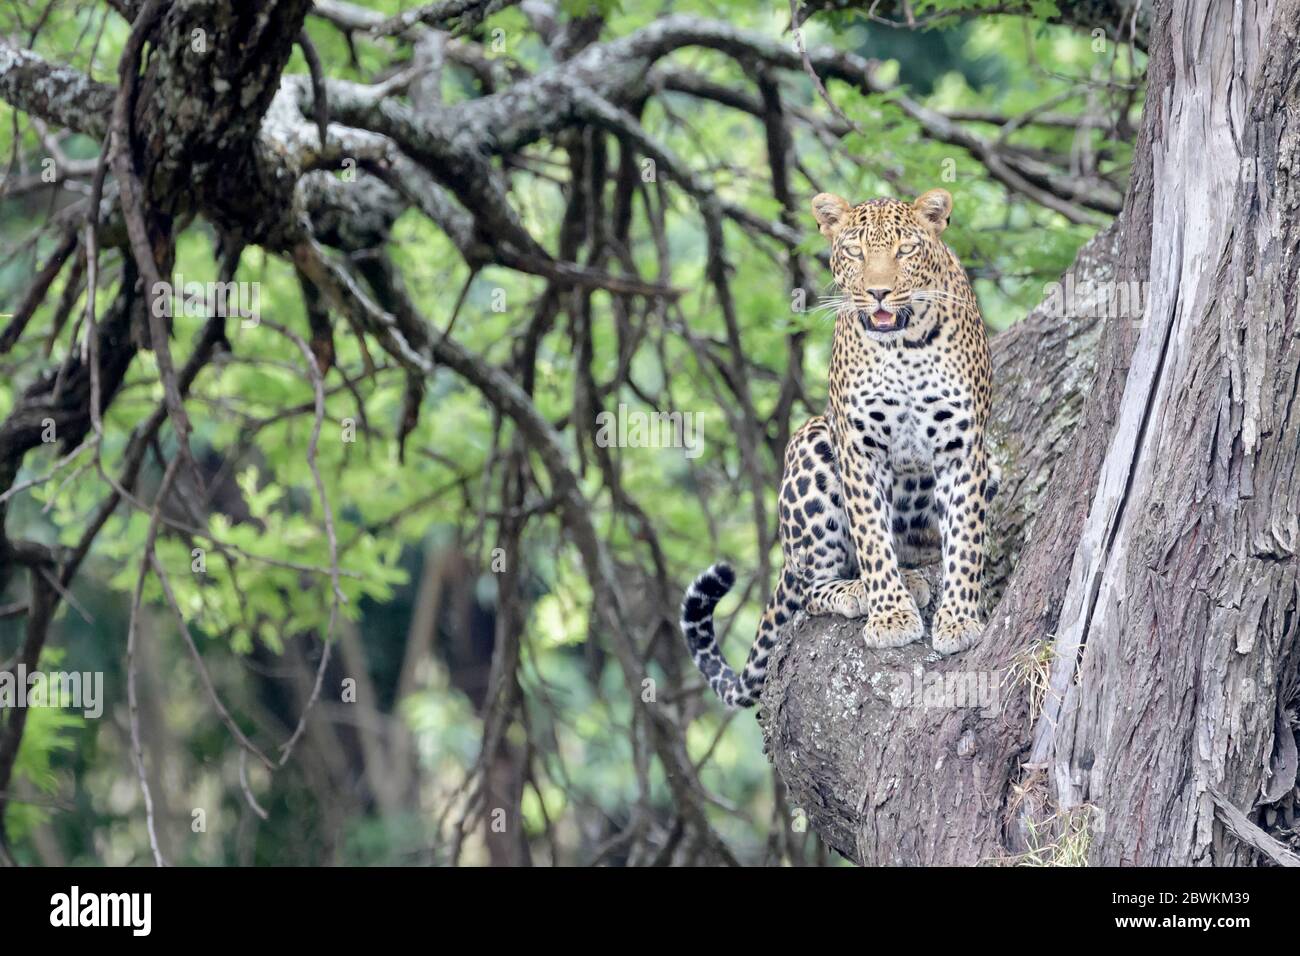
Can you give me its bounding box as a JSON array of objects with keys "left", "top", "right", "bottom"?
[{"left": 762, "top": 0, "right": 1300, "bottom": 866}]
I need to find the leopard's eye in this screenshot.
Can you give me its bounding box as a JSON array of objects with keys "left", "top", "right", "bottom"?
[{"left": 896, "top": 243, "right": 917, "bottom": 258}]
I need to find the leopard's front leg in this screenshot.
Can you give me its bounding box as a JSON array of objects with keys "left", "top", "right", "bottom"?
[
  {"left": 931, "top": 438, "right": 991, "bottom": 654},
  {"left": 837, "top": 440, "right": 924, "bottom": 649}
]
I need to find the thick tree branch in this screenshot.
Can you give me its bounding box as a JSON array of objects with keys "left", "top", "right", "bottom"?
[{"left": 0, "top": 40, "right": 116, "bottom": 136}]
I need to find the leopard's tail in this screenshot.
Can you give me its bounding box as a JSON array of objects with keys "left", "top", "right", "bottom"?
[{"left": 681, "top": 563, "right": 794, "bottom": 709}]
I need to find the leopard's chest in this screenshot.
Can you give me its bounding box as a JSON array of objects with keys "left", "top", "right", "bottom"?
[
  {"left": 834, "top": 348, "right": 966, "bottom": 473},
  {"left": 887, "top": 400, "right": 933, "bottom": 473}
]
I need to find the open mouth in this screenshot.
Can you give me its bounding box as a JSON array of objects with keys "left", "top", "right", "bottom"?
[{"left": 859, "top": 308, "right": 908, "bottom": 332}]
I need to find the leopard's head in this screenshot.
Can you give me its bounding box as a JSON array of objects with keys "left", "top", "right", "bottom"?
[{"left": 812, "top": 189, "right": 957, "bottom": 338}]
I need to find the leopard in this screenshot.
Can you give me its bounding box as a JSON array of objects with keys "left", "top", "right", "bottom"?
[{"left": 681, "top": 187, "right": 997, "bottom": 709}]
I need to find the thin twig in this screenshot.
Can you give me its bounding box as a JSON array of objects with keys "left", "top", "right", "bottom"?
[{"left": 258, "top": 319, "right": 347, "bottom": 766}]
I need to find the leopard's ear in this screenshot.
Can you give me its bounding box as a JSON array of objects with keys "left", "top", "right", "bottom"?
[
  {"left": 913, "top": 188, "right": 952, "bottom": 234},
  {"left": 811, "top": 193, "right": 852, "bottom": 239}
]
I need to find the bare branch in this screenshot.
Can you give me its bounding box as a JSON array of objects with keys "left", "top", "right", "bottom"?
[{"left": 0, "top": 39, "right": 116, "bottom": 136}]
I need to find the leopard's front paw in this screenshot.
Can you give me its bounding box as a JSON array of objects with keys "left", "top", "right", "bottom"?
[
  {"left": 861, "top": 604, "right": 924, "bottom": 649},
  {"left": 931, "top": 606, "right": 982, "bottom": 655}
]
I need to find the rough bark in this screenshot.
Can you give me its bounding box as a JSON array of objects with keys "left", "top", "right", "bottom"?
[
  {"left": 763, "top": 0, "right": 1300, "bottom": 866},
  {"left": 1038, "top": 0, "right": 1300, "bottom": 866}
]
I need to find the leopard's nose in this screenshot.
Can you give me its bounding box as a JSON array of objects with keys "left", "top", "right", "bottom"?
[{"left": 867, "top": 288, "right": 892, "bottom": 303}]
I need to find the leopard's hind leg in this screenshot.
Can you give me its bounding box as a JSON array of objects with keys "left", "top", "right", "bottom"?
[{"left": 778, "top": 417, "right": 865, "bottom": 619}]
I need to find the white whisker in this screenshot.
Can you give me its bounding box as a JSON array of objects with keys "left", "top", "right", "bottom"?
[
  {"left": 912, "top": 289, "right": 966, "bottom": 304},
  {"left": 812, "top": 296, "right": 850, "bottom": 313}
]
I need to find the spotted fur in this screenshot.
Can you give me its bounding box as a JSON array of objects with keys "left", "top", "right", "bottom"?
[{"left": 682, "top": 189, "right": 998, "bottom": 709}]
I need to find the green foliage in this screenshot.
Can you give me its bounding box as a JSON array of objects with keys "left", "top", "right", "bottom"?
[{"left": 5, "top": 651, "right": 83, "bottom": 842}]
